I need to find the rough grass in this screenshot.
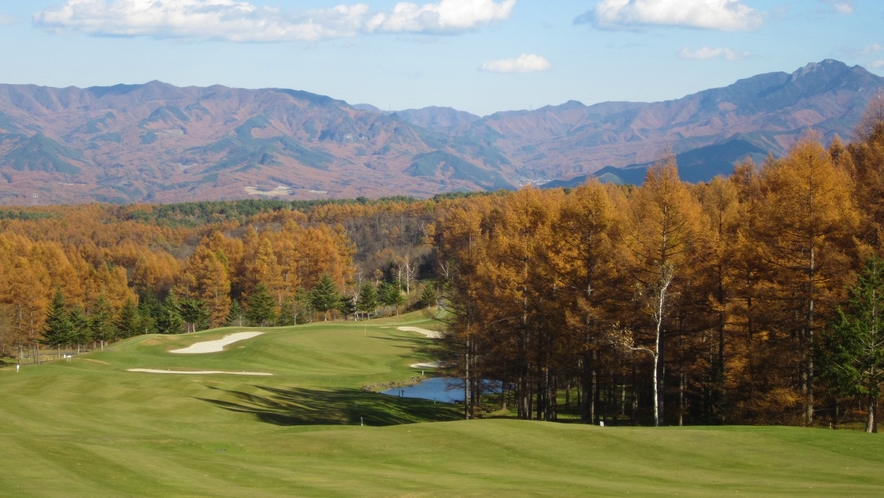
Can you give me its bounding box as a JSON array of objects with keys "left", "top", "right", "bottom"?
[{"left": 1, "top": 313, "right": 882, "bottom": 497}]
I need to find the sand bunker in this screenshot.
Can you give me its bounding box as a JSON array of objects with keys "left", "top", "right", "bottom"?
[
  {"left": 410, "top": 361, "right": 442, "bottom": 369},
  {"left": 397, "top": 327, "right": 443, "bottom": 339},
  {"left": 170, "top": 332, "right": 264, "bottom": 354},
  {"left": 128, "top": 369, "right": 272, "bottom": 376}
]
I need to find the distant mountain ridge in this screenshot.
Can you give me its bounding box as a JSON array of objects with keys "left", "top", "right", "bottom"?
[{"left": 0, "top": 59, "right": 880, "bottom": 205}]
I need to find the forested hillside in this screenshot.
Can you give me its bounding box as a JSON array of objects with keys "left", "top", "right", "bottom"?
[
  {"left": 2, "top": 98, "right": 884, "bottom": 430},
  {"left": 0, "top": 60, "right": 880, "bottom": 204}
]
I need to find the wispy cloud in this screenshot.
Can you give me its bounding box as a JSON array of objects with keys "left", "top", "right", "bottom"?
[
  {"left": 576, "top": 0, "right": 763, "bottom": 31},
  {"left": 864, "top": 43, "right": 883, "bottom": 54},
  {"left": 0, "top": 14, "right": 19, "bottom": 26},
  {"left": 480, "top": 54, "right": 551, "bottom": 73},
  {"left": 821, "top": 0, "right": 854, "bottom": 15},
  {"left": 872, "top": 60, "right": 884, "bottom": 69},
  {"left": 679, "top": 46, "right": 749, "bottom": 60},
  {"left": 34, "top": 0, "right": 516, "bottom": 42}
]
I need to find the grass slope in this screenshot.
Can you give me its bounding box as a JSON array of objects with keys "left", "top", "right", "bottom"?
[{"left": 0, "top": 313, "right": 882, "bottom": 497}]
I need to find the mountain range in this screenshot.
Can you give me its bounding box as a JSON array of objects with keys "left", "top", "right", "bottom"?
[{"left": 0, "top": 59, "right": 880, "bottom": 205}]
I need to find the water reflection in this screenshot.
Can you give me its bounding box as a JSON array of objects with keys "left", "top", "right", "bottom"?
[{"left": 381, "top": 378, "right": 501, "bottom": 403}]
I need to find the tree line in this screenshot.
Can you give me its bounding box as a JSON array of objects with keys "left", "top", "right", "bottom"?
[
  {"left": 0, "top": 197, "right": 436, "bottom": 363},
  {"left": 1, "top": 99, "right": 883, "bottom": 430},
  {"left": 431, "top": 99, "right": 884, "bottom": 430}
]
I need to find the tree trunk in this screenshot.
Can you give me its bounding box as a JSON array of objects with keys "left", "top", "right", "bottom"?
[
  {"left": 679, "top": 371, "right": 685, "bottom": 426},
  {"left": 652, "top": 264, "right": 673, "bottom": 427},
  {"left": 580, "top": 356, "right": 590, "bottom": 423},
  {"left": 805, "top": 240, "right": 816, "bottom": 426},
  {"left": 652, "top": 350, "right": 660, "bottom": 427},
  {"left": 631, "top": 363, "right": 638, "bottom": 424},
  {"left": 464, "top": 334, "right": 472, "bottom": 420},
  {"left": 591, "top": 357, "right": 598, "bottom": 424}
]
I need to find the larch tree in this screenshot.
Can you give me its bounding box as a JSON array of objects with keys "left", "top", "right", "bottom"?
[
  {"left": 182, "top": 243, "right": 232, "bottom": 328},
  {"left": 621, "top": 156, "right": 703, "bottom": 427},
  {"left": 431, "top": 195, "right": 494, "bottom": 420},
  {"left": 5, "top": 256, "right": 51, "bottom": 363},
  {"left": 274, "top": 221, "right": 304, "bottom": 309},
  {"left": 722, "top": 159, "right": 778, "bottom": 421},
  {"left": 475, "top": 187, "right": 563, "bottom": 421},
  {"left": 756, "top": 136, "right": 860, "bottom": 425},
  {"left": 848, "top": 95, "right": 884, "bottom": 249},
  {"left": 555, "top": 180, "right": 620, "bottom": 424},
  {"left": 696, "top": 176, "right": 742, "bottom": 422},
  {"left": 249, "top": 237, "right": 285, "bottom": 306}
]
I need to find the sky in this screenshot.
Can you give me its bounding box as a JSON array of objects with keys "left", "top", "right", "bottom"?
[{"left": 0, "top": 0, "right": 882, "bottom": 116}]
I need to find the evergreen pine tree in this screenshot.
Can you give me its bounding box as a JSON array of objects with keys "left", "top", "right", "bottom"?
[
  {"left": 419, "top": 282, "right": 436, "bottom": 309},
  {"left": 337, "top": 294, "right": 356, "bottom": 318},
  {"left": 137, "top": 290, "right": 162, "bottom": 335},
  {"left": 156, "top": 290, "right": 184, "bottom": 334},
  {"left": 225, "top": 299, "right": 245, "bottom": 327},
  {"left": 245, "top": 283, "right": 277, "bottom": 327},
  {"left": 179, "top": 297, "right": 209, "bottom": 333},
  {"left": 818, "top": 255, "right": 884, "bottom": 433},
  {"left": 277, "top": 295, "right": 301, "bottom": 326},
  {"left": 41, "top": 287, "right": 73, "bottom": 357},
  {"left": 379, "top": 280, "right": 405, "bottom": 316},
  {"left": 311, "top": 275, "right": 341, "bottom": 321},
  {"left": 91, "top": 294, "right": 116, "bottom": 349},
  {"left": 116, "top": 298, "right": 141, "bottom": 339},
  {"left": 69, "top": 305, "right": 91, "bottom": 351},
  {"left": 295, "top": 287, "right": 313, "bottom": 324},
  {"left": 356, "top": 282, "right": 378, "bottom": 319}
]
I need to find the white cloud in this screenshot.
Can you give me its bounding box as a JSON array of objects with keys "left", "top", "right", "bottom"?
[
  {"left": 863, "top": 43, "right": 883, "bottom": 54},
  {"left": 33, "top": 0, "right": 516, "bottom": 42},
  {"left": 368, "top": 0, "right": 516, "bottom": 33},
  {"left": 821, "top": 0, "right": 854, "bottom": 15},
  {"left": 480, "top": 54, "right": 551, "bottom": 73},
  {"left": 872, "top": 60, "right": 884, "bottom": 69},
  {"left": 679, "top": 46, "right": 749, "bottom": 60},
  {"left": 578, "top": 0, "right": 763, "bottom": 31}
]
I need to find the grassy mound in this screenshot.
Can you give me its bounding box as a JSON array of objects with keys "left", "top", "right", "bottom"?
[{"left": 1, "top": 313, "right": 882, "bottom": 497}]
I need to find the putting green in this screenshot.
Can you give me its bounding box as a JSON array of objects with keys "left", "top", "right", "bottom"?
[{"left": 0, "top": 313, "right": 882, "bottom": 497}]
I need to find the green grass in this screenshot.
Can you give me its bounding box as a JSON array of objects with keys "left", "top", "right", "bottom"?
[{"left": 1, "top": 312, "right": 883, "bottom": 497}]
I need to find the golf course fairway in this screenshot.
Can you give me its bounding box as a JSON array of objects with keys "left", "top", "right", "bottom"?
[{"left": 1, "top": 313, "right": 882, "bottom": 497}]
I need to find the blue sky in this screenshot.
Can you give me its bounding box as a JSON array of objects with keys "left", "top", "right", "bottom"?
[{"left": 0, "top": 1, "right": 882, "bottom": 116}]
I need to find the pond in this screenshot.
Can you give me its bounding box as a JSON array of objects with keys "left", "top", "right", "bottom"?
[{"left": 381, "top": 377, "right": 502, "bottom": 403}]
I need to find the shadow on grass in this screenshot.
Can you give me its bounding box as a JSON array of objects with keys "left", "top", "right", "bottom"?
[
  {"left": 200, "top": 385, "right": 462, "bottom": 426},
  {"left": 367, "top": 334, "right": 444, "bottom": 367}
]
